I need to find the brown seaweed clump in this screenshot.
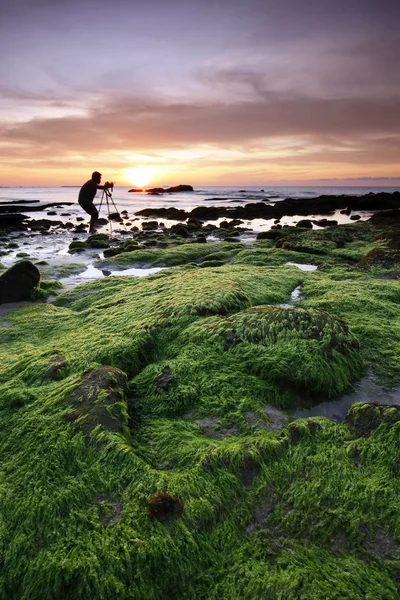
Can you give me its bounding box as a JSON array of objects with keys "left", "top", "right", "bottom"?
[{"left": 147, "top": 489, "right": 184, "bottom": 522}]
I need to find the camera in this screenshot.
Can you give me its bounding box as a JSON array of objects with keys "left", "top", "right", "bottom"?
[{"left": 105, "top": 181, "right": 114, "bottom": 190}]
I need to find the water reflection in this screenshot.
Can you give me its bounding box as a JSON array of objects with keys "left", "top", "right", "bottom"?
[
  {"left": 59, "top": 264, "right": 163, "bottom": 288},
  {"left": 292, "top": 377, "right": 400, "bottom": 423}
]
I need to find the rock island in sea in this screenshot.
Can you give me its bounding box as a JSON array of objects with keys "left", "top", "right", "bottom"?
[{"left": 0, "top": 188, "right": 400, "bottom": 598}]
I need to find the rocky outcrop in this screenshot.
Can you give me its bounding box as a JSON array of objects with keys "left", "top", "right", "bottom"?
[
  {"left": 143, "top": 185, "right": 194, "bottom": 194},
  {"left": 135, "top": 191, "right": 400, "bottom": 223},
  {"left": 0, "top": 260, "right": 41, "bottom": 304}
]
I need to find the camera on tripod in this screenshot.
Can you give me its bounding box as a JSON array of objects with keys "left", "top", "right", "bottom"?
[{"left": 105, "top": 181, "right": 114, "bottom": 191}]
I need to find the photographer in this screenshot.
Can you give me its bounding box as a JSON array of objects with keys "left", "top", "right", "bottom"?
[{"left": 78, "top": 171, "right": 113, "bottom": 233}]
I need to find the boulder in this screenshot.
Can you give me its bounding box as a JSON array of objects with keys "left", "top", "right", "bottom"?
[
  {"left": 170, "top": 224, "right": 190, "bottom": 238},
  {"left": 142, "top": 221, "right": 158, "bottom": 231},
  {"left": 296, "top": 219, "right": 313, "bottom": 229},
  {"left": 165, "top": 184, "right": 193, "bottom": 193},
  {"left": 345, "top": 402, "right": 400, "bottom": 437},
  {"left": 0, "top": 260, "right": 41, "bottom": 304}
]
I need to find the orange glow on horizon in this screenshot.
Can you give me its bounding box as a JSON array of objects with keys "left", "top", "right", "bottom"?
[{"left": 123, "top": 167, "right": 155, "bottom": 188}]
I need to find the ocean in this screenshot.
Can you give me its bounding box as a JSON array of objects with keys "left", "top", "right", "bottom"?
[{"left": 1, "top": 184, "right": 398, "bottom": 232}]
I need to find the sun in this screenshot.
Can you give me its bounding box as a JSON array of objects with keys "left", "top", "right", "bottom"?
[{"left": 124, "top": 167, "right": 154, "bottom": 188}]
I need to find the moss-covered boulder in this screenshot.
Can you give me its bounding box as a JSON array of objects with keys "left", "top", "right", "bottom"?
[
  {"left": 345, "top": 402, "right": 400, "bottom": 437},
  {"left": 64, "top": 366, "right": 130, "bottom": 436},
  {"left": 0, "top": 260, "right": 40, "bottom": 303}
]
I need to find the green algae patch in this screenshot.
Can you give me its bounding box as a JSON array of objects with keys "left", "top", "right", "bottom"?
[
  {"left": 28, "top": 279, "right": 64, "bottom": 301},
  {"left": 301, "top": 269, "right": 400, "bottom": 385},
  {"left": 132, "top": 304, "right": 362, "bottom": 428},
  {"left": 95, "top": 241, "right": 244, "bottom": 269}
]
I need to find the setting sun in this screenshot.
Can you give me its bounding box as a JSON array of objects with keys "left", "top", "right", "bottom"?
[{"left": 124, "top": 167, "right": 154, "bottom": 188}]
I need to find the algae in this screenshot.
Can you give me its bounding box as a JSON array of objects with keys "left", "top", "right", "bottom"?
[{"left": 0, "top": 220, "right": 400, "bottom": 598}]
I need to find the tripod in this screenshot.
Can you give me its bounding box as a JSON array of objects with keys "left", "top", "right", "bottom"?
[{"left": 98, "top": 187, "right": 126, "bottom": 235}]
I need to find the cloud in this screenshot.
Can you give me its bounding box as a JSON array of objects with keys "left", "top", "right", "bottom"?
[{"left": 2, "top": 92, "right": 399, "bottom": 155}]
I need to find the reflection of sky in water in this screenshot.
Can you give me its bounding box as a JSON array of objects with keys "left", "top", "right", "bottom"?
[
  {"left": 285, "top": 262, "right": 317, "bottom": 271},
  {"left": 292, "top": 377, "right": 400, "bottom": 423},
  {"left": 59, "top": 264, "right": 163, "bottom": 288}
]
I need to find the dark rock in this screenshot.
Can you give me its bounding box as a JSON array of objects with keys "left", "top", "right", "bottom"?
[
  {"left": 170, "top": 224, "right": 190, "bottom": 238},
  {"left": 345, "top": 402, "right": 400, "bottom": 437},
  {"left": 142, "top": 221, "right": 158, "bottom": 230},
  {"left": 146, "top": 187, "right": 165, "bottom": 194},
  {"left": 0, "top": 260, "right": 40, "bottom": 304},
  {"left": 256, "top": 230, "right": 282, "bottom": 240},
  {"left": 147, "top": 489, "right": 184, "bottom": 522},
  {"left": 165, "top": 184, "right": 193, "bottom": 193},
  {"left": 43, "top": 355, "right": 66, "bottom": 380},
  {"left": 238, "top": 455, "right": 259, "bottom": 487},
  {"left": 108, "top": 212, "right": 123, "bottom": 222},
  {"left": 358, "top": 248, "right": 400, "bottom": 269},
  {"left": 196, "top": 235, "right": 207, "bottom": 243},
  {"left": 155, "top": 366, "right": 172, "bottom": 390},
  {"left": 186, "top": 218, "right": 204, "bottom": 231},
  {"left": 312, "top": 219, "right": 338, "bottom": 227},
  {"left": 136, "top": 207, "right": 188, "bottom": 221},
  {"left": 350, "top": 214, "right": 361, "bottom": 221},
  {"left": 296, "top": 219, "right": 313, "bottom": 229},
  {"left": 128, "top": 188, "right": 144, "bottom": 193},
  {"left": 64, "top": 366, "right": 129, "bottom": 435}
]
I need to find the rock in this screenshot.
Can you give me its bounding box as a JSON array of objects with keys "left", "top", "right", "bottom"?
[
  {"left": 345, "top": 402, "right": 400, "bottom": 437},
  {"left": 43, "top": 355, "right": 66, "bottom": 380},
  {"left": 358, "top": 248, "right": 400, "bottom": 269},
  {"left": 147, "top": 489, "right": 184, "bottom": 521},
  {"left": 155, "top": 366, "right": 172, "bottom": 390},
  {"left": 128, "top": 188, "right": 144, "bottom": 193},
  {"left": 0, "top": 260, "right": 41, "bottom": 304},
  {"left": 350, "top": 214, "right": 361, "bottom": 220},
  {"left": 142, "top": 221, "right": 158, "bottom": 230},
  {"left": 136, "top": 207, "right": 188, "bottom": 221},
  {"left": 170, "top": 224, "right": 190, "bottom": 238},
  {"left": 69, "top": 241, "right": 90, "bottom": 251},
  {"left": 186, "top": 218, "right": 204, "bottom": 231},
  {"left": 312, "top": 218, "right": 338, "bottom": 227},
  {"left": 108, "top": 212, "right": 123, "bottom": 222},
  {"left": 64, "top": 366, "right": 130, "bottom": 435},
  {"left": 256, "top": 230, "right": 282, "bottom": 240},
  {"left": 296, "top": 219, "right": 313, "bottom": 228},
  {"left": 165, "top": 184, "right": 193, "bottom": 193}
]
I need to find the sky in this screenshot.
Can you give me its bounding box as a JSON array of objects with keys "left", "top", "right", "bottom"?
[{"left": 1, "top": 0, "right": 400, "bottom": 187}]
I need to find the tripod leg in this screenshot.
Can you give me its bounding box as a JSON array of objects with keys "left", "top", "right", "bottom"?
[
  {"left": 106, "top": 197, "right": 113, "bottom": 235},
  {"left": 110, "top": 196, "right": 127, "bottom": 231}
]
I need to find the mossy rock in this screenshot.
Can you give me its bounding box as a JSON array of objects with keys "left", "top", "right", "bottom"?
[
  {"left": 69, "top": 241, "right": 90, "bottom": 251},
  {"left": 276, "top": 233, "right": 337, "bottom": 255},
  {"left": 345, "top": 402, "right": 400, "bottom": 437},
  {"left": 189, "top": 305, "right": 363, "bottom": 398},
  {"left": 358, "top": 248, "right": 400, "bottom": 269},
  {"left": 88, "top": 239, "right": 110, "bottom": 249},
  {"left": 64, "top": 366, "right": 130, "bottom": 436}
]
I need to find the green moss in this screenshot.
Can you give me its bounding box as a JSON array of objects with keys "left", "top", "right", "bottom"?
[
  {"left": 1, "top": 225, "right": 400, "bottom": 598},
  {"left": 96, "top": 242, "right": 244, "bottom": 268},
  {"left": 28, "top": 279, "right": 64, "bottom": 301}
]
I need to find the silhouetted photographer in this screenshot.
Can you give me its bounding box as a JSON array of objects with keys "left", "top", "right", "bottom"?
[{"left": 78, "top": 171, "right": 114, "bottom": 233}]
